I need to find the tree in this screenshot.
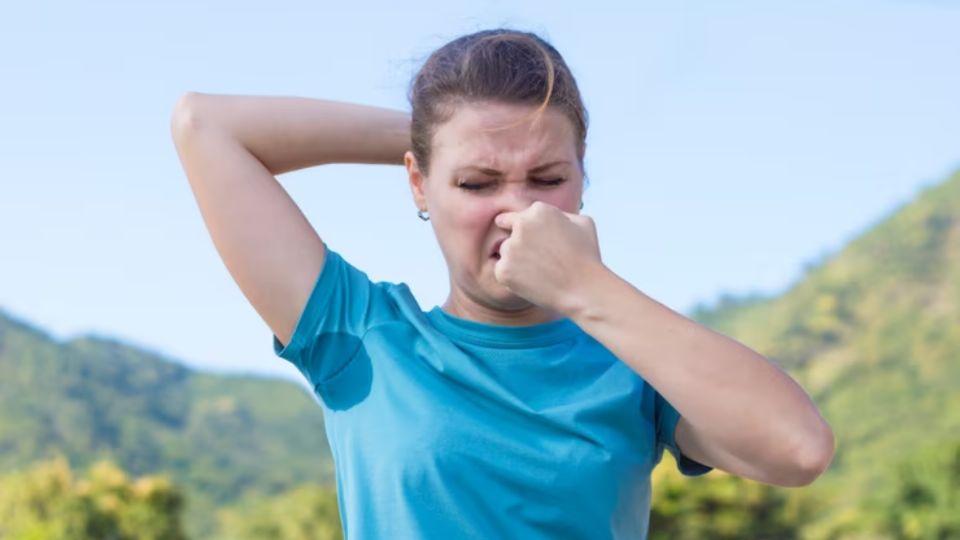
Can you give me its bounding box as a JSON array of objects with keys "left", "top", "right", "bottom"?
[
  {"left": 216, "top": 484, "right": 342, "bottom": 540},
  {"left": 649, "top": 455, "right": 817, "bottom": 539},
  {"left": 0, "top": 455, "right": 186, "bottom": 540},
  {"left": 879, "top": 442, "right": 960, "bottom": 540}
]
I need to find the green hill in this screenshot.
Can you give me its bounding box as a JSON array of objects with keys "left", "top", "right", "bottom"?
[
  {"left": 0, "top": 314, "right": 334, "bottom": 537},
  {"left": 686, "top": 168, "right": 960, "bottom": 535}
]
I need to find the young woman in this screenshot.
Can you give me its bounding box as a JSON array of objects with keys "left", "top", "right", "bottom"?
[{"left": 171, "top": 28, "right": 834, "bottom": 540}]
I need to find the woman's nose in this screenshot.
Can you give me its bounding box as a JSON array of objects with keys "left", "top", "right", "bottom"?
[{"left": 496, "top": 184, "right": 538, "bottom": 213}]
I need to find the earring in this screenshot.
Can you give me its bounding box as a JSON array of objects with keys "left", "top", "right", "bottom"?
[
  {"left": 417, "top": 209, "right": 430, "bottom": 221},
  {"left": 579, "top": 201, "right": 584, "bottom": 210}
]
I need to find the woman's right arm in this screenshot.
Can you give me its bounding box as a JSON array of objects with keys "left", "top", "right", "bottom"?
[{"left": 170, "top": 93, "right": 410, "bottom": 348}]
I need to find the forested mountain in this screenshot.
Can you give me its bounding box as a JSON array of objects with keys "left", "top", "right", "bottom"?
[
  {"left": 683, "top": 168, "right": 960, "bottom": 537},
  {"left": 0, "top": 315, "right": 334, "bottom": 537}
]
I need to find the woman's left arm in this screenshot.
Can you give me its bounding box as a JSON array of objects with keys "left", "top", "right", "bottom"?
[
  {"left": 566, "top": 263, "right": 835, "bottom": 488},
  {"left": 492, "top": 202, "right": 834, "bottom": 487}
]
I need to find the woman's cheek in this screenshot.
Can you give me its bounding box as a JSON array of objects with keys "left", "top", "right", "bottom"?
[
  {"left": 438, "top": 206, "right": 486, "bottom": 262},
  {"left": 550, "top": 189, "right": 581, "bottom": 212}
]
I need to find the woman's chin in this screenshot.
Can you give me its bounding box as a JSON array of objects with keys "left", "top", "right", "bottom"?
[{"left": 486, "top": 283, "right": 533, "bottom": 311}]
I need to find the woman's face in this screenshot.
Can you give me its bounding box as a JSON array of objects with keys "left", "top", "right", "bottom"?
[{"left": 405, "top": 101, "right": 585, "bottom": 313}]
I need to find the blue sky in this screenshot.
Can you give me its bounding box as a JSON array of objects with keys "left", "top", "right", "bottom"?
[{"left": 1, "top": 0, "right": 958, "bottom": 385}]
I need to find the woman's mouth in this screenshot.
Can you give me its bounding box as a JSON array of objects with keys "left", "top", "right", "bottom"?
[{"left": 490, "top": 238, "right": 506, "bottom": 259}]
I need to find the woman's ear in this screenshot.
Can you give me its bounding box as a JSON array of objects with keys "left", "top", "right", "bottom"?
[{"left": 405, "top": 151, "right": 427, "bottom": 211}]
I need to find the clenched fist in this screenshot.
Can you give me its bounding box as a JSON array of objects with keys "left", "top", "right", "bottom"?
[{"left": 493, "top": 201, "right": 606, "bottom": 315}]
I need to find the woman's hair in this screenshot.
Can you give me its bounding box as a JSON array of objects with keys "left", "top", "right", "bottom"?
[{"left": 408, "top": 28, "right": 589, "bottom": 178}]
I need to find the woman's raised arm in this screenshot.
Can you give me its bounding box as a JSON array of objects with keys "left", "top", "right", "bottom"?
[{"left": 170, "top": 93, "right": 409, "bottom": 347}]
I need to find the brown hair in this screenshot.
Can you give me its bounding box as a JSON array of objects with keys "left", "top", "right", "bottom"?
[{"left": 407, "top": 28, "right": 589, "bottom": 178}]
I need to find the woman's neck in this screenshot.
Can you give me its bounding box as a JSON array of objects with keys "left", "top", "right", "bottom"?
[{"left": 441, "top": 291, "right": 565, "bottom": 327}]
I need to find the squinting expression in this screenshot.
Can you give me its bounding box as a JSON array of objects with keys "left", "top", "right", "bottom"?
[{"left": 406, "top": 101, "right": 585, "bottom": 312}]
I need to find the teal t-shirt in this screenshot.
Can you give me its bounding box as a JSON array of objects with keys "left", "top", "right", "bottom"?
[{"left": 273, "top": 244, "right": 711, "bottom": 539}]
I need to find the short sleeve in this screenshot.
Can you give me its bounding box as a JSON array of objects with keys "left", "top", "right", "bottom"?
[
  {"left": 654, "top": 390, "right": 713, "bottom": 476},
  {"left": 271, "top": 244, "right": 396, "bottom": 388}
]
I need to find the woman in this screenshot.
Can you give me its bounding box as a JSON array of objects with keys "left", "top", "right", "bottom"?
[{"left": 171, "top": 28, "right": 834, "bottom": 539}]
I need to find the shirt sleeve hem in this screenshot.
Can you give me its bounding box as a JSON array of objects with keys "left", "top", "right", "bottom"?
[
  {"left": 661, "top": 402, "right": 714, "bottom": 477},
  {"left": 272, "top": 245, "right": 339, "bottom": 363}
]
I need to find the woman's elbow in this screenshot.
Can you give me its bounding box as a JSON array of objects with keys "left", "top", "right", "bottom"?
[
  {"left": 170, "top": 91, "right": 211, "bottom": 141},
  {"left": 782, "top": 420, "right": 836, "bottom": 487}
]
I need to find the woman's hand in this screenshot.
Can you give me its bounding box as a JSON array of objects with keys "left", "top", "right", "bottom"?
[{"left": 493, "top": 201, "right": 606, "bottom": 315}]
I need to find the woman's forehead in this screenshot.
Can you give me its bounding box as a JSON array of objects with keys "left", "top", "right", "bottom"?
[
  {"left": 440, "top": 102, "right": 572, "bottom": 138},
  {"left": 432, "top": 104, "right": 577, "bottom": 168},
  {"left": 450, "top": 160, "right": 575, "bottom": 178}
]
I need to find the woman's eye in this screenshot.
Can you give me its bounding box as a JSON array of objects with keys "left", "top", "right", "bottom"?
[
  {"left": 535, "top": 178, "right": 565, "bottom": 187},
  {"left": 457, "top": 178, "right": 565, "bottom": 191},
  {"left": 457, "top": 182, "right": 491, "bottom": 191}
]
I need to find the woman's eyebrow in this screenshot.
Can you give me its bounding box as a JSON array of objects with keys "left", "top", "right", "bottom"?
[{"left": 454, "top": 160, "right": 571, "bottom": 176}]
